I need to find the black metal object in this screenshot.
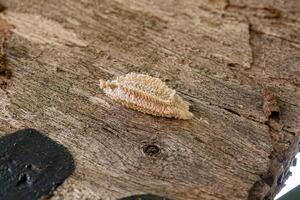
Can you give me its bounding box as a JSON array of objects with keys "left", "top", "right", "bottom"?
[{"left": 0, "top": 128, "right": 75, "bottom": 200}]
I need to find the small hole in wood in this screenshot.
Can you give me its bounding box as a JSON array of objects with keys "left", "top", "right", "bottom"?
[
  {"left": 270, "top": 111, "right": 279, "bottom": 121},
  {"left": 143, "top": 144, "right": 160, "bottom": 156},
  {"left": 263, "top": 176, "right": 274, "bottom": 187},
  {"left": 227, "top": 63, "right": 240, "bottom": 68}
]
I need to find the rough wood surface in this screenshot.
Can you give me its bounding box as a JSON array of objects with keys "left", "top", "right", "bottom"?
[{"left": 0, "top": 0, "right": 299, "bottom": 199}]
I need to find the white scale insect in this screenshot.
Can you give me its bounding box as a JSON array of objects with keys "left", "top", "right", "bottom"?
[{"left": 99, "top": 73, "right": 193, "bottom": 119}]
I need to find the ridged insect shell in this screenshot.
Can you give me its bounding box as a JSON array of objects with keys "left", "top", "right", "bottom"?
[{"left": 99, "top": 73, "right": 193, "bottom": 119}]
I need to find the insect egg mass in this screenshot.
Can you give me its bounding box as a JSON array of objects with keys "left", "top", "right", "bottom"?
[{"left": 99, "top": 73, "right": 193, "bottom": 119}]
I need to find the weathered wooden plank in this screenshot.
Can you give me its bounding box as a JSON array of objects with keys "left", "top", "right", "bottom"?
[{"left": 0, "top": 0, "right": 299, "bottom": 199}]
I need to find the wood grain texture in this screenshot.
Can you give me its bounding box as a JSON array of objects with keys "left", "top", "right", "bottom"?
[{"left": 0, "top": 0, "right": 299, "bottom": 199}]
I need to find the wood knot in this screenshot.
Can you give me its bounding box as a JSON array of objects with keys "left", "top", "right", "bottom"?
[{"left": 143, "top": 144, "right": 160, "bottom": 156}]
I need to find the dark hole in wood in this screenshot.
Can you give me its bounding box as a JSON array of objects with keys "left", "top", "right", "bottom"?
[
  {"left": 270, "top": 111, "right": 279, "bottom": 121},
  {"left": 194, "top": 137, "right": 204, "bottom": 143},
  {"left": 227, "top": 63, "right": 241, "bottom": 68},
  {"left": 56, "top": 67, "right": 66, "bottom": 73},
  {"left": 227, "top": 63, "right": 236, "bottom": 67},
  {"left": 143, "top": 144, "right": 160, "bottom": 156},
  {"left": 263, "top": 176, "right": 274, "bottom": 187}
]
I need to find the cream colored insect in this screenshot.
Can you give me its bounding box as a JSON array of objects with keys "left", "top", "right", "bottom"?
[{"left": 99, "top": 73, "right": 193, "bottom": 119}]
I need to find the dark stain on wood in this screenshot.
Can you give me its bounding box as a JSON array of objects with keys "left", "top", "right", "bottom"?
[{"left": 0, "top": 129, "right": 74, "bottom": 200}]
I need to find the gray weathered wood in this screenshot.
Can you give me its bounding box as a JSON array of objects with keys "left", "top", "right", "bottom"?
[{"left": 0, "top": 0, "right": 299, "bottom": 199}]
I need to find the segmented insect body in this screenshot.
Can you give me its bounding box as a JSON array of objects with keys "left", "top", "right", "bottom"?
[{"left": 99, "top": 73, "right": 193, "bottom": 119}]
